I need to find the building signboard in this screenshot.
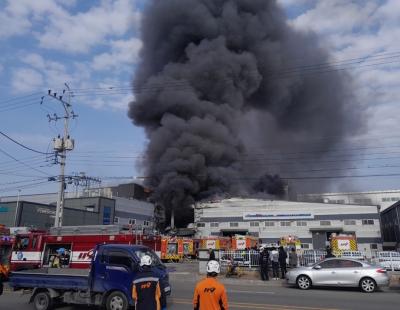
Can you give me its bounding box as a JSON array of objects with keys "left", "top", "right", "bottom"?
[{"left": 243, "top": 212, "right": 314, "bottom": 220}]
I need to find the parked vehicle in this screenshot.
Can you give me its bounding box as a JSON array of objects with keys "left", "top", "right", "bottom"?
[
  {"left": 9, "top": 244, "right": 171, "bottom": 310},
  {"left": 286, "top": 257, "right": 389, "bottom": 293}
]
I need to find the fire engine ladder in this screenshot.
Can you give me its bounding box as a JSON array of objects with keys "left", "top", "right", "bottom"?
[{"left": 49, "top": 225, "right": 127, "bottom": 235}]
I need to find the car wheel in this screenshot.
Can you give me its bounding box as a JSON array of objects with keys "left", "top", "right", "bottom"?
[
  {"left": 33, "top": 291, "right": 53, "bottom": 310},
  {"left": 106, "top": 291, "right": 128, "bottom": 310},
  {"left": 297, "top": 275, "right": 312, "bottom": 290},
  {"left": 360, "top": 277, "right": 376, "bottom": 293}
]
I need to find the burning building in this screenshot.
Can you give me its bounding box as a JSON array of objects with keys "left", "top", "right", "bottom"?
[{"left": 128, "top": 0, "right": 362, "bottom": 228}]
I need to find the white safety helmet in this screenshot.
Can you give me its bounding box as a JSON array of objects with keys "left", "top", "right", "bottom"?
[
  {"left": 140, "top": 255, "right": 152, "bottom": 267},
  {"left": 206, "top": 260, "right": 220, "bottom": 274}
]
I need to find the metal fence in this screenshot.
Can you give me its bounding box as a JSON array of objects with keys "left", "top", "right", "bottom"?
[
  {"left": 219, "top": 250, "right": 260, "bottom": 268},
  {"left": 218, "top": 249, "right": 400, "bottom": 271}
]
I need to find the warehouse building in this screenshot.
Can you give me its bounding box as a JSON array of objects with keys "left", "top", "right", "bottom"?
[
  {"left": 195, "top": 198, "right": 382, "bottom": 256},
  {"left": 0, "top": 182, "right": 157, "bottom": 229},
  {"left": 380, "top": 201, "right": 400, "bottom": 250},
  {"left": 0, "top": 198, "right": 115, "bottom": 229},
  {"left": 298, "top": 189, "right": 400, "bottom": 211}
]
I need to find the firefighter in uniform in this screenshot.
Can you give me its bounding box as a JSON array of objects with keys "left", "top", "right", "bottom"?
[
  {"left": 132, "top": 255, "right": 167, "bottom": 310},
  {"left": 193, "top": 260, "right": 228, "bottom": 310}
]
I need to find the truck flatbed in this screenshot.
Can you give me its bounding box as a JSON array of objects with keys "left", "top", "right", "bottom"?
[{"left": 10, "top": 268, "right": 89, "bottom": 291}]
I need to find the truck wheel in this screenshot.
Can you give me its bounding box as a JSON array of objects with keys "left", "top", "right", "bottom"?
[
  {"left": 106, "top": 291, "right": 128, "bottom": 310},
  {"left": 33, "top": 291, "right": 53, "bottom": 310}
]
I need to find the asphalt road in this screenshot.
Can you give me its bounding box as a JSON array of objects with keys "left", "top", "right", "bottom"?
[{"left": 1, "top": 277, "right": 399, "bottom": 310}]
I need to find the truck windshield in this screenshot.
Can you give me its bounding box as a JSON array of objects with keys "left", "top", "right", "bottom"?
[{"left": 135, "top": 249, "right": 162, "bottom": 266}]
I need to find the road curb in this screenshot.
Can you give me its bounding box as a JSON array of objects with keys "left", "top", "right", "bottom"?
[
  {"left": 169, "top": 272, "right": 400, "bottom": 288},
  {"left": 169, "top": 272, "right": 285, "bottom": 286}
]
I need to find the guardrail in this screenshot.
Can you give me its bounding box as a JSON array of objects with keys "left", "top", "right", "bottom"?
[{"left": 216, "top": 249, "right": 400, "bottom": 270}]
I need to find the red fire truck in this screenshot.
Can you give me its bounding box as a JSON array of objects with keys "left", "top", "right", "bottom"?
[
  {"left": 0, "top": 225, "right": 13, "bottom": 279},
  {"left": 9, "top": 225, "right": 161, "bottom": 272}
]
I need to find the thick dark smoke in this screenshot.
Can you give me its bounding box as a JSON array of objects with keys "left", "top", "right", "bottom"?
[{"left": 128, "top": 0, "right": 363, "bottom": 226}]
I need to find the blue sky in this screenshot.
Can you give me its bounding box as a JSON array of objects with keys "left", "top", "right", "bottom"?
[{"left": 0, "top": 0, "right": 400, "bottom": 197}]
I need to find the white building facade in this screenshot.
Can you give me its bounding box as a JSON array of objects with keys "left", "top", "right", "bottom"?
[
  {"left": 195, "top": 198, "right": 382, "bottom": 257},
  {"left": 298, "top": 190, "right": 400, "bottom": 211}
]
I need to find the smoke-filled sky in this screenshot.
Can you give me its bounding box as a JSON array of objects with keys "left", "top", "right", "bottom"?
[
  {"left": 0, "top": 0, "right": 399, "bottom": 198},
  {"left": 128, "top": 0, "right": 363, "bottom": 210}
]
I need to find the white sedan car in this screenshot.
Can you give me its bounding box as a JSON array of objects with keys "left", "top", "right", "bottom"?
[{"left": 286, "top": 258, "right": 390, "bottom": 293}]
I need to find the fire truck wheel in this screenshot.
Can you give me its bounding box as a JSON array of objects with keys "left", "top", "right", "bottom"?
[
  {"left": 33, "top": 291, "right": 53, "bottom": 310},
  {"left": 106, "top": 291, "right": 128, "bottom": 310}
]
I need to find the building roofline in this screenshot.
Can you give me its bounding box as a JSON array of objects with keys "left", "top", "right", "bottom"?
[{"left": 298, "top": 189, "right": 400, "bottom": 197}]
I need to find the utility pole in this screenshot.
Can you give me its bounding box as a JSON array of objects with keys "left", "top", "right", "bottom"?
[{"left": 45, "top": 84, "right": 78, "bottom": 227}]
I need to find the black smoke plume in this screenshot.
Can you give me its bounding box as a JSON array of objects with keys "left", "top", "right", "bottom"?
[{"left": 128, "top": 0, "right": 363, "bottom": 226}]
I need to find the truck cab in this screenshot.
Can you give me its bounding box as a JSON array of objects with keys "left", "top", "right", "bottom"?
[
  {"left": 9, "top": 244, "right": 170, "bottom": 310},
  {"left": 92, "top": 244, "right": 170, "bottom": 298}
]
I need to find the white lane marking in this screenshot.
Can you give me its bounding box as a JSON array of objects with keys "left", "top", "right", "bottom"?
[{"left": 228, "top": 290, "right": 275, "bottom": 295}]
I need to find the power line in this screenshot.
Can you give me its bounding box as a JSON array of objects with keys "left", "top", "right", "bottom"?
[
  {"left": 0, "top": 146, "right": 51, "bottom": 176},
  {"left": 0, "top": 130, "right": 53, "bottom": 155},
  {"left": 0, "top": 177, "right": 49, "bottom": 187},
  {"left": 0, "top": 180, "right": 54, "bottom": 193},
  {"left": 0, "top": 92, "right": 42, "bottom": 105},
  {"left": 0, "top": 101, "right": 38, "bottom": 113}
]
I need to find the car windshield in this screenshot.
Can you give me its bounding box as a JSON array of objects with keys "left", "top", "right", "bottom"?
[{"left": 134, "top": 248, "right": 162, "bottom": 266}]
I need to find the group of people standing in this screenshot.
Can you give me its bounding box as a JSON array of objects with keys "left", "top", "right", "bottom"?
[{"left": 259, "top": 246, "right": 298, "bottom": 281}]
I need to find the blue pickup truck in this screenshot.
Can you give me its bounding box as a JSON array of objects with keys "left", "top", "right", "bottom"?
[{"left": 8, "top": 244, "right": 171, "bottom": 310}]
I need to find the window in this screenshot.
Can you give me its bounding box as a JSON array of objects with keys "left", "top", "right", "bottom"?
[
  {"left": 344, "top": 220, "right": 356, "bottom": 225},
  {"left": 210, "top": 222, "right": 219, "bottom": 228},
  {"left": 114, "top": 217, "right": 119, "bottom": 224},
  {"left": 362, "top": 219, "right": 374, "bottom": 225},
  {"left": 32, "top": 237, "right": 38, "bottom": 249},
  {"left": 391, "top": 197, "right": 400, "bottom": 201},
  {"left": 301, "top": 244, "right": 310, "bottom": 249},
  {"left": 320, "top": 221, "right": 331, "bottom": 226},
  {"left": 134, "top": 248, "right": 162, "bottom": 267},
  {"left": 318, "top": 259, "right": 340, "bottom": 269},
  {"left": 354, "top": 198, "right": 372, "bottom": 205},
  {"left": 296, "top": 221, "right": 307, "bottom": 226},
  {"left": 108, "top": 250, "right": 133, "bottom": 269},
  {"left": 280, "top": 221, "right": 291, "bottom": 227},
  {"left": 143, "top": 220, "right": 150, "bottom": 227},
  {"left": 370, "top": 244, "right": 378, "bottom": 250},
  {"left": 230, "top": 222, "right": 239, "bottom": 228},
  {"left": 338, "top": 259, "right": 362, "bottom": 268},
  {"left": 382, "top": 197, "right": 390, "bottom": 202},
  {"left": 250, "top": 221, "right": 259, "bottom": 227},
  {"left": 129, "top": 219, "right": 136, "bottom": 225},
  {"left": 197, "top": 222, "right": 205, "bottom": 228},
  {"left": 265, "top": 221, "right": 275, "bottom": 227}
]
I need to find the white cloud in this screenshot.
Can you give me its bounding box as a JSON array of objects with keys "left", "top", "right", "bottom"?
[
  {"left": 291, "top": 0, "right": 379, "bottom": 35},
  {"left": 38, "top": 0, "right": 141, "bottom": 53},
  {"left": 91, "top": 38, "right": 142, "bottom": 71},
  {"left": 11, "top": 68, "right": 44, "bottom": 93},
  {"left": 0, "top": 0, "right": 141, "bottom": 54}
]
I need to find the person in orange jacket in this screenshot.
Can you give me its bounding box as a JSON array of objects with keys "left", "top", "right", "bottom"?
[{"left": 193, "top": 260, "right": 228, "bottom": 310}]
